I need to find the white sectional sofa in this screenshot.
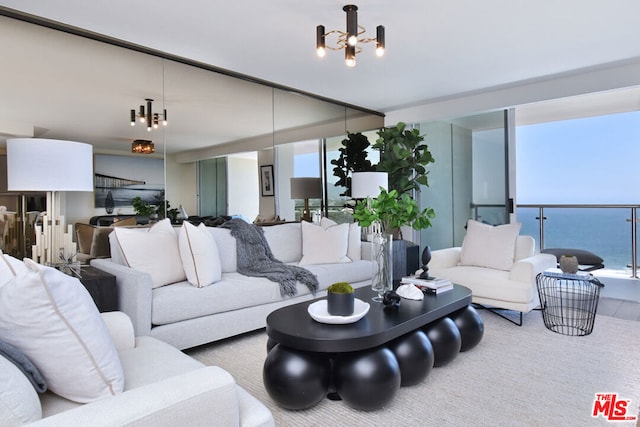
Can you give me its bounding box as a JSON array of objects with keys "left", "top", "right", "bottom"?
[
  {"left": 92, "top": 219, "right": 375, "bottom": 350},
  {"left": 428, "top": 220, "right": 557, "bottom": 325}
]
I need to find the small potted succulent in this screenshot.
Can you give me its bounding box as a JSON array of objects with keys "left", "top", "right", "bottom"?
[{"left": 327, "top": 282, "right": 355, "bottom": 316}]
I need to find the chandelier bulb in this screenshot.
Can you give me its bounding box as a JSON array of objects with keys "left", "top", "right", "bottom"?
[
  {"left": 346, "top": 58, "right": 356, "bottom": 67},
  {"left": 376, "top": 46, "right": 385, "bottom": 57},
  {"left": 347, "top": 35, "right": 358, "bottom": 47},
  {"left": 317, "top": 47, "right": 326, "bottom": 58}
]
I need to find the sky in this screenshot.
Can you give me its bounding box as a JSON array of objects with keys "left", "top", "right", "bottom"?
[{"left": 516, "top": 111, "right": 640, "bottom": 204}]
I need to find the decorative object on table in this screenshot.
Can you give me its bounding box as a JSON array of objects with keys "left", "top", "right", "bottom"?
[
  {"left": 315, "top": 4, "right": 385, "bottom": 68},
  {"left": 382, "top": 290, "right": 401, "bottom": 309},
  {"left": 559, "top": 254, "right": 579, "bottom": 274},
  {"left": 104, "top": 190, "right": 114, "bottom": 214},
  {"left": 260, "top": 165, "right": 274, "bottom": 197},
  {"left": 326, "top": 282, "right": 355, "bottom": 316},
  {"left": 307, "top": 298, "right": 370, "bottom": 324},
  {"left": 290, "top": 177, "right": 322, "bottom": 222},
  {"left": 6, "top": 138, "right": 93, "bottom": 265},
  {"left": 371, "top": 230, "right": 393, "bottom": 302},
  {"left": 401, "top": 275, "right": 453, "bottom": 294},
  {"left": 350, "top": 172, "right": 393, "bottom": 302},
  {"left": 418, "top": 245, "right": 433, "bottom": 279},
  {"left": 395, "top": 283, "right": 424, "bottom": 300}
]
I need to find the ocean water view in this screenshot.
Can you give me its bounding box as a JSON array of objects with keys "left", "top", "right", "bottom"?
[{"left": 517, "top": 207, "right": 637, "bottom": 271}]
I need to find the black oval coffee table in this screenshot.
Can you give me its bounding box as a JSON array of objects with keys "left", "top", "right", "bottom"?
[{"left": 263, "top": 285, "right": 483, "bottom": 411}]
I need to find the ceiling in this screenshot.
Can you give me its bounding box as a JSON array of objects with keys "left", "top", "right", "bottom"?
[{"left": 2, "top": 1, "right": 640, "bottom": 155}]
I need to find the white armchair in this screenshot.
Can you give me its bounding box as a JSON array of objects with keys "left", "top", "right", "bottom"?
[
  {"left": 429, "top": 235, "right": 557, "bottom": 325},
  {"left": 4, "top": 312, "right": 274, "bottom": 427}
]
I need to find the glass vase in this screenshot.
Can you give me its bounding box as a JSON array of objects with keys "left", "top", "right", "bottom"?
[{"left": 371, "top": 233, "right": 393, "bottom": 302}]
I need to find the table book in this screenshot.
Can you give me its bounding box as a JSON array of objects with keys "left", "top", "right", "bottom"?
[{"left": 400, "top": 275, "right": 453, "bottom": 293}]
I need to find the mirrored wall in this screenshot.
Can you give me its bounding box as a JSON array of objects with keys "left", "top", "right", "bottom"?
[{"left": 0, "top": 10, "right": 384, "bottom": 253}]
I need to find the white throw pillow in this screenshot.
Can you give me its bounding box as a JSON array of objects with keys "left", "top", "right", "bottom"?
[
  {"left": 0, "top": 259, "right": 124, "bottom": 403},
  {"left": 112, "top": 219, "right": 186, "bottom": 288},
  {"left": 179, "top": 222, "right": 222, "bottom": 287},
  {"left": 0, "top": 355, "right": 42, "bottom": 424},
  {"left": 459, "top": 219, "right": 522, "bottom": 271},
  {"left": 0, "top": 251, "right": 27, "bottom": 287},
  {"left": 319, "top": 218, "right": 361, "bottom": 261},
  {"left": 299, "top": 221, "right": 351, "bottom": 266}
]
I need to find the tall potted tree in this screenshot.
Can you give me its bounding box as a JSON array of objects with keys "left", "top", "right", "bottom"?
[{"left": 352, "top": 122, "right": 436, "bottom": 281}]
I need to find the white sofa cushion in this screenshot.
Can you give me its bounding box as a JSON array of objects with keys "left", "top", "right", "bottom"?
[
  {"left": 459, "top": 220, "right": 522, "bottom": 271},
  {"left": 320, "top": 218, "right": 361, "bottom": 261},
  {"left": 113, "top": 219, "right": 186, "bottom": 288},
  {"left": 299, "top": 221, "right": 350, "bottom": 266},
  {"left": 179, "top": 222, "right": 222, "bottom": 287},
  {"left": 208, "top": 227, "right": 238, "bottom": 273},
  {"left": 0, "top": 258, "right": 124, "bottom": 403},
  {"left": 0, "top": 355, "right": 42, "bottom": 424},
  {"left": 262, "top": 222, "right": 302, "bottom": 263}
]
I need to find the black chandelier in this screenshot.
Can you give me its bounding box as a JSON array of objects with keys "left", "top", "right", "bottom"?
[
  {"left": 131, "top": 139, "right": 155, "bottom": 154},
  {"left": 130, "top": 98, "right": 167, "bottom": 132},
  {"left": 316, "top": 4, "right": 385, "bottom": 67}
]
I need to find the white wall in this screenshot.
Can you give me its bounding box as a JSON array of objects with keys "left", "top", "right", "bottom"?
[{"left": 227, "top": 155, "right": 259, "bottom": 221}]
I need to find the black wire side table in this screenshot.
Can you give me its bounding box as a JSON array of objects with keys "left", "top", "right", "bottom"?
[{"left": 536, "top": 272, "right": 605, "bottom": 336}]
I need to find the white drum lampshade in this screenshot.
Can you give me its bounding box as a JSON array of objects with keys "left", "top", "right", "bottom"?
[
  {"left": 7, "top": 138, "right": 94, "bottom": 192},
  {"left": 351, "top": 172, "right": 388, "bottom": 199}
]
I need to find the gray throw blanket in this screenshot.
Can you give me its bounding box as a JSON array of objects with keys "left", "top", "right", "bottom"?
[
  {"left": 0, "top": 338, "right": 47, "bottom": 393},
  {"left": 220, "top": 218, "right": 318, "bottom": 297}
]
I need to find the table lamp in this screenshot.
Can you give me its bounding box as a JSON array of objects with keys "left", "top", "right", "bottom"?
[
  {"left": 351, "top": 171, "right": 388, "bottom": 201},
  {"left": 290, "top": 177, "right": 322, "bottom": 222},
  {"left": 7, "top": 138, "right": 94, "bottom": 265}
]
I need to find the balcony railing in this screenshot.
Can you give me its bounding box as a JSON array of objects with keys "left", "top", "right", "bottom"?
[{"left": 473, "top": 203, "right": 640, "bottom": 278}]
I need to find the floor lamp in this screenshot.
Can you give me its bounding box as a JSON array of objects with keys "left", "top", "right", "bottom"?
[
  {"left": 290, "top": 177, "right": 322, "bottom": 222},
  {"left": 7, "top": 138, "right": 94, "bottom": 265}
]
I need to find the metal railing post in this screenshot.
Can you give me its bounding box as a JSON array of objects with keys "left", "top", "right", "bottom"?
[{"left": 631, "top": 207, "right": 638, "bottom": 279}]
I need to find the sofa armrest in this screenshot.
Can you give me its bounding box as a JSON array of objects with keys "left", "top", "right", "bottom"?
[
  {"left": 29, "top": 367, "right": 241, "bottom": 427},
  {"left": 100, "top": 312, "right": 135, "bottom": 351},
  {"left": 429, "top": 247, "right": 462, "bottom": 269},
  {"left": 90, "top": 259, "right": 153, "bottom": 337},
  {"left": 509, "top": 253, "right": 557, "bottom": 283}
]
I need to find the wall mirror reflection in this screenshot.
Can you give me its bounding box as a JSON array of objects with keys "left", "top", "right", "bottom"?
[{"left": 0, "top": 12, "right": 383, "bottom": 260}]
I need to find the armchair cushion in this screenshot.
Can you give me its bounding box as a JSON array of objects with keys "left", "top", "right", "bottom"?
[
  {"left": 459, "top": 220, "right": 522, "bottom": 271},
  {"left": 0, "top": 258, "right": 124, "bottom": 403},
  {"left": 0, "top": 354, "right": 41, "bottom": 425}
]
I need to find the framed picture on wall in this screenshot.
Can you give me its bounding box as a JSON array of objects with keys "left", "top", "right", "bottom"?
[
  {"left": 94, "top": 154, "right": 165, "bottom": 209},
  {"left": 260, "top": 165, "right": 274, "bottom": 197}
]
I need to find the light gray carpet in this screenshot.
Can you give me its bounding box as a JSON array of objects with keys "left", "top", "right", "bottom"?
[{"left": 186, "top": 311, "right": 640, "bottom": 426}]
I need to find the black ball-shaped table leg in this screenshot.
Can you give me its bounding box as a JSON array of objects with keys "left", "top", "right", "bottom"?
[
  {"left": 449, "top": 305, "right": 484, "bottom": 352},
  {"left": 422, "top": 316, "right": 462, "bottom": 367},
  {"left": 266, "top": 337, "right": 277, "bottom": 353},
  {"left": 263, "top": 344, "right": 330, "bottom": 410},
  {"left": 388, "top": 330, "right": 434, "bottom": 386},
  {"left": 333, "top": 347, "right": 401, "bottom": 411}
]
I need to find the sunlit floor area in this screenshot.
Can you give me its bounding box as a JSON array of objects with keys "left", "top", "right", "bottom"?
[{"left": 598, "top": 297, "right": 640, "bottom": 322}]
